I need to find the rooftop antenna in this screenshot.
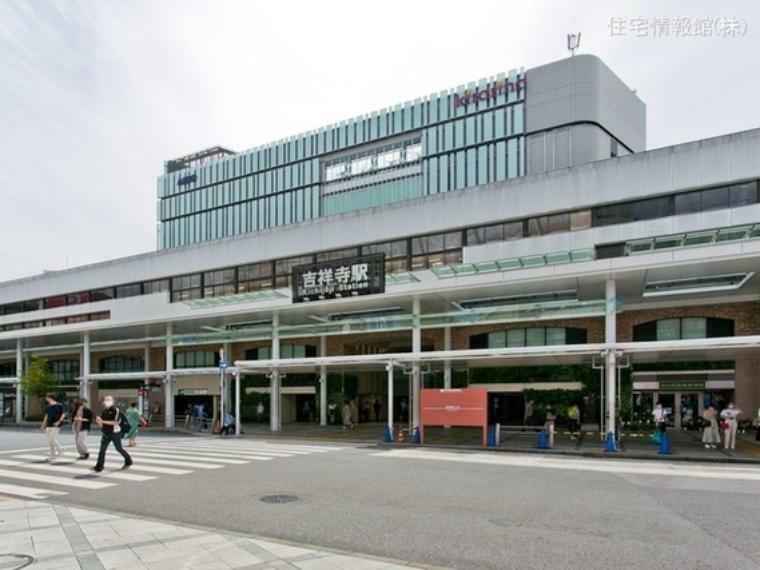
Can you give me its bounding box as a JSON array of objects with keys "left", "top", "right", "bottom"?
[{"left": 567, "top": 33, "right": 581, "bottom": 56}]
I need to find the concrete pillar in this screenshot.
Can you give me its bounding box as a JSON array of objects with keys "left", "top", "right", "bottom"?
[
  {"left": 164, "top": 323, "right": 174, "bottom": 428},
  {"left": 15, "top": 339, "right": 23, "bottom": 424},
  {"left": 319, "top": 335, "right": 327, "bottom": 426},
  {"left": 80, "top": 333, "right": 91, "bottom": 403},
  {"left": 270, "top": 314, "right": 281, "bottom": 432},
  {"left": 605, "top": 279, "right": 617, "bottom": 439},
  {"left": 411, "top": 298, "right": 421, "bottom": 430},
  {"left": 23, "top": 353, "right": 30, "bottom": 418},
  {"left": 443, "top": 327, "right": 452, "bottom": 389},
  {"left": 234, "top": 370, "right": 241, "bottom": 436},
  {"left": 387, "top": 361, "right": 394, "bottom": 433},
  {"left": 141, "top": 343, "right": 151, "bottom": 414}
]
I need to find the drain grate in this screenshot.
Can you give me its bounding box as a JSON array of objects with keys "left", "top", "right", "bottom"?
[
  {"left": 0, "top": 554, "right": 35, "bottom": 569},
  {"left": 260, "top": 494, "right": 299, "bottom": 504}
]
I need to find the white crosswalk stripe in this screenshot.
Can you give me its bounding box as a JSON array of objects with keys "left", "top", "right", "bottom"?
[{"left": 0, "top": 438, "right": 344, "bottom": 500}]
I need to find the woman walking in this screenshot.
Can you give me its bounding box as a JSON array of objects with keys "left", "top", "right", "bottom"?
[
  {"left": 72, "top": 398, "right": 93, "bottom": 459},
  {"left": 125, "top": 402, "right": 146, "bottom": 447},
  {"left": 701, "top": 404, "right": 720, "bottom": 449}
]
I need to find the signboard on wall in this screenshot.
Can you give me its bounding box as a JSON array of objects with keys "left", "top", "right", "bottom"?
[
  {"left": 292, "top": 253, "right": 385, "bottom": 303},
  {"left": 420, "top": 388, "right": 489, "bottom": 446}
]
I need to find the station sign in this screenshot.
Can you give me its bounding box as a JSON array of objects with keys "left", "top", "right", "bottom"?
[{"left": 292, "top": 253, "right": 385, "bottom": 303}]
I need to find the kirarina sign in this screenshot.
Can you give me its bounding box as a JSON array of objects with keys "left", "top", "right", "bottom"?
[{"left": 454, "top": 76, "right": 526, "bottom": 109}]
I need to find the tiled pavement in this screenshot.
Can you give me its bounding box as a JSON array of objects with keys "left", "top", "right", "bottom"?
[{"left": 0, "top": 499, "right": 421, "bottom": 570}]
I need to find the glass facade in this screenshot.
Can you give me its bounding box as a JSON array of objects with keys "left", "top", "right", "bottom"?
[{"left": 158, "top": 69, "right": 526, "bottom": 248}]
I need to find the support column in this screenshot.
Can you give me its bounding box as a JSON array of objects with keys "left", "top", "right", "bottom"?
[
  {"left": 605, "top": 279, "right": 617, "bottom": 440},
  {"left": 319, "top": 335, "right": 327, "bottom": 426},
  {"left": 164, "top": 323, "right": 174, "bottom": 428},
  {"left": 15, "top": 339, "right": 23, "bottom": 424},
  {"left": 411, "top": 298, "right": 421, "bottom": 431},
  {"left": 387, "top": 361, "right": 394, "bottom": 434},
  {"left": 234, "top": 370, "right": 241, "bottom": 436},
  {"left": 80, "top": 333, "right": 91, "bottom": 403},
  {"left": 141, "top": 343, "right": 151, "bottom": 415},
  {"left": 443, "top": 327, "right": 452, "bottom": 389},
  {"left": 270, "top": 314, "right": 281, "bottom": 432}
]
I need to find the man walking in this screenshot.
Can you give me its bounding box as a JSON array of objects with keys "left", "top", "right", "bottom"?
[
  {"left": 93, "top": 395, "right": 132, "bottom": 473},
  {"left": 72, "top": 398, "right": 93, "bottom": 460},
  {"left": 39, "top": 393, "right": 66, "bottom": 460}
]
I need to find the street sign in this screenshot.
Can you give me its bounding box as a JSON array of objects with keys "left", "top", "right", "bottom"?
[
  {"left": 292, "top": 253, "right": 385, "bottom": 303},
  {"left": 219, "top": 360, "right": 228, "bottom": 370}
]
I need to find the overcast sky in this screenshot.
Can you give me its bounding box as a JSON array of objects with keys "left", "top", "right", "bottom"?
[{"left": 1, "top": 0, "right": 758, "bottom": 281}]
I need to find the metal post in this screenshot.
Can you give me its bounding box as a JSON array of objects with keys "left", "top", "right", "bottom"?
[
  {"left": 605, "top": 279, "right": 617, "bottom": 441},
  {"left": 165, "top": 323, "right": 174, "bottom": 428},
  {"left": 387, "top": 361, "right": 394, "bottom": 437},
  {"left": 15, "top": 339, "right": 23, "bottom": 424},
  {"left": 234, "top": 371, "right": 241, "bottom": 436},
  {"left": 411, "top": 298, "right": 421, "bottom": 431},
  {"left": 143, "top": 343, "right": 151, "bottom": 415},
  {"left": 319, "top": 336, "right": 327, "bottom": 426}
]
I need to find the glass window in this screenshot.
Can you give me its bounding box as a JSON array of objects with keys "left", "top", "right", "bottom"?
[
  {"left": 171, "top": 274, "right": 202, "bottom": 302},
  {"left": 527, "top": 216, "right": 549, "bottom": 237},
  {"left": 44, "top": 296, "right": 66, "bottom": 309},
  {"left": 377, "top": 149, "right": 401, "bottom": 169},
  {"left": 545, "top": 327, "right": 566, "bottom": 345},
  {"left": 656, "top": 318, "right": 680, "bottom": 341},
  {"left": 507, "top": 328, "right": 526, "bottom": 347},
  {"left": 66, "top": 292, "right": 90, "bottom": 305},
  {"left": 570, "top": 210, "right": 591, "bottom": 231},
  {"left": 203, "top": 269, "right": 236, "bottom": 298},
  {"left": 701, "top": 187, "right": 729, "bottom": 211},
  {"left": 315, "top": 247, "right": 360, "bottom": 262},
  {"left": 115, "top": 284, "right": 142, "bottom": 298},
  {"left": 143, "top": 279, "right": 170, "bottom": 295},
  {"left": 362, "top": 240, "right": 407, "bottom": 258},
  {"left": 526, "top": 328, "right": 546, "bottom": 346},
  {"left": 729, "top": 182, "right": 757, "bottom": 207},
  {"left": 594, "top": 203, "right": 631, "bottom": 226},
  {"left": 488, "top": 331, "right": 506, "bottom": 348},
  {"left": 405, "top": 143, "right": 422, "bottom": 162},
  {"left": 90, "top": 288, "right": 115, "bottom": 302},
  {"left": 548, "top": 213, "right": 570, "bottom": 234},
  {"left": 504, "top": 221, "right": 523, "bottom": 240},
  {"left": 275, "top": 255, "right": 313, "bottom": 288},
  {"left": 675, "top": 192, "right": 701, "bottom": 214},
  {"left": 681, "top": 317, "right": 707, "bottom": 339},
  {"left": 350, "top": 156, "right": 372, "bottom": 176},
  {"left": 632, "top": 197, "right": 670, "bottom": 221}
]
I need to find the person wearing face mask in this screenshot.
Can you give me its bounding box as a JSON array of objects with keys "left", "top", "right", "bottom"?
[
  {"left": 719, "top": 402, "right": 742, "bottom": 450},
  {"left": 93, "top": 395, "right": 133, "bottom": 473}
]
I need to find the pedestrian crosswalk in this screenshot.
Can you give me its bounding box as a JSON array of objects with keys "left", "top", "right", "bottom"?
[{"left": 0, "top": 438, "right": 344, "bottom": 500}]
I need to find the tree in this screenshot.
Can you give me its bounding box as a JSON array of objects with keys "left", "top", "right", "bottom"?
[{"left": 21, "top": 358, "right": 58, "bottom": 399}]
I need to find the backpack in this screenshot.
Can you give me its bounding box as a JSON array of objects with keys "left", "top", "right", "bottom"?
[{"left": 116, "top": 409, "right": 131, "bottom": 433}]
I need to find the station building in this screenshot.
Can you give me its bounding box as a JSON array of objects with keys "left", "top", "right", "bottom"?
[{"left": 1, "top": 54, "right": 759, "bottom": 437}]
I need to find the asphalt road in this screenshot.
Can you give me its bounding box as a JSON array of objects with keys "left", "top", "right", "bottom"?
[{"left": 2, "top": 428, "right": 759, "bottom": 569}]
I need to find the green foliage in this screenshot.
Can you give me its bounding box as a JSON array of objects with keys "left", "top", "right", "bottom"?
[{"left": 21, "top": 358, "right": 58, "bottom": 399}]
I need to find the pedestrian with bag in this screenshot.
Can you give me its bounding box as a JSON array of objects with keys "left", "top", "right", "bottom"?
[
  {"left": 720, "top": 402, "right": 742, "bottom": 450},
  {"left": 701, "top": 404, "right": 720, "bottom": 449},
  {"left": 72, "top": 398, "right": 93, "bottom": 459},
  {"left": 93, "top": 395, "right": 133, "bottom": 473},
  {"left": 125, "top": 402, "right": 147, "bottom": 447},
  {"left": 39, "top": 393, "right": 66, "bottom": 461},
  {"left": 652, "top": 401, "right": 669, "bottom": 443}
]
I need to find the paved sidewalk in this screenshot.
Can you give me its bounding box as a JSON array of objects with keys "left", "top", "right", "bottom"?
[{"left": 0, "top": 498, "right": 421, "bottom": 570}]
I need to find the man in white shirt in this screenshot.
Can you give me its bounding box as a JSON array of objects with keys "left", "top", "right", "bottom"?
[{"left": 652, "top": 402, "right": 668, "bottom": 435}]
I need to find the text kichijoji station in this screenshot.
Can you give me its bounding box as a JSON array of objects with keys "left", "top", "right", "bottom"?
[{"left": 1, "top": 54, "right": 760, "bottom": 443}]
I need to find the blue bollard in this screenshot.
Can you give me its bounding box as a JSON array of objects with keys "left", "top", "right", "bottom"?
[
  {"left": 411, "top": 427, "right": 420, "bottom": 444},
  {"left": 537, "top": 429, "right": 549, "bottom": 449},
  {"left": 658, "top": 431, "right": 671, "bottom": 455},
  {"left": 487, "top": 425, "right": 496, "bottom": 447},
  {"left": 604, "top": 431, "right": 617, "bottom": 452},
  {"left": 384, "top": 425, "right": 393, "bottom": 443}
]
